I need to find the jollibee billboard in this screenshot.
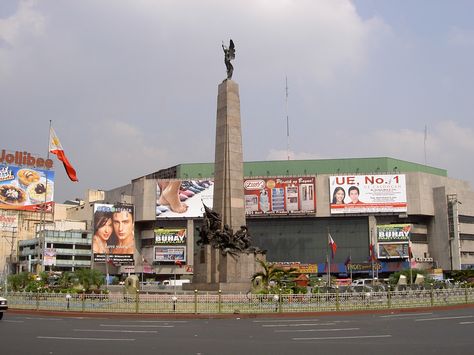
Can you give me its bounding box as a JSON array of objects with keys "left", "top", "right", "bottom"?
[
  {"left": 0, "top": 163, "right": 55, "bottom": 212},
  {"left": 244, "top": 177, "right": 316, "bottom": 215},
  {"left": 329, "top": 174, "right": 407, "bottom": 214}
]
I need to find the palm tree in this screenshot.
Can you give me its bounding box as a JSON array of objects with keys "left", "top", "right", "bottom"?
[
  {"left": 74, "top": 268, "right": 104, "bottom": 292},
  {"left": 251, "top": 259, "right": 296, "bottom": 292}
]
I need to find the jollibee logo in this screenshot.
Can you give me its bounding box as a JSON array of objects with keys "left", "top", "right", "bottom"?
[{"left": 244, "top": 179, "right": 265, "bottom": 190}]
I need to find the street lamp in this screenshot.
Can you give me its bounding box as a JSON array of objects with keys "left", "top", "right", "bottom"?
[{"left": 171, "top": 295, "right": 177, "bottom": 312}]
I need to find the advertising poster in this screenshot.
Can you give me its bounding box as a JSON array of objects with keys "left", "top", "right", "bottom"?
[
  {"left": 43, "top": 248, "right": 56, "bottom": 266},
  {"left": 154, "top": 228, "right": 187, "bottom": 244},
  {"left": 93, "top": 203, "right": 134, "bottom": 263},
  {"left": 377, "top": 224, "right": 412, "bottom": 242},
  {"left": 269, "top": 262, "right": 318, "bottom": 274},
  {"left": 0, "top": 211, "right": 18, "bottom": 232},
  {"left": 0, "top": 164, "right": 55, "bottom": 212},
  {"left": 154, "top": 246, "right": 186, "bottom": 263},
  {"left": 156, "top": 179, "right": 214, "bottom": 218},
  {"left": 378, "top": 243, "right": 410, "bottom": 259},
  {"left": 244, "top": 177, "right": 316, "bottom": 215},
  {"left": 329, "top": 174, "right": 407, "bottom": 214}
]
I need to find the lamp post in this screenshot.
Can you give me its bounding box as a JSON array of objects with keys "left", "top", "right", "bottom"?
[
  {"left": 172, "top": 295, "right": 177, "bottom": 312},
  {"left": 66, "top": 294, "right": 71, "bottom": 310}
]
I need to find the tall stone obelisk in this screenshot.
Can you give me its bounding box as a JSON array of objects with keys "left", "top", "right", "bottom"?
[
  {"left": 213, "top": 79, "right": 245, "bottom": 233},
  {"left": 184, "top": 40, "right": 265, "bottom": 292}
]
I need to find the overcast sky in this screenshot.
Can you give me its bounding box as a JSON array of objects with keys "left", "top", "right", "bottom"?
[{"left": 1, "top": 0, "right": 473, "bottom": 203}]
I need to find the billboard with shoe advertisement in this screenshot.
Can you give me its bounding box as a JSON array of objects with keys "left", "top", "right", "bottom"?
[{"left": 155, "top": 177, "right": 316, "bottom": 218}]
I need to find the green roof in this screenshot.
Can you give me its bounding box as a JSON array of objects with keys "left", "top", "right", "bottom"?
[{"left": 172, "top": 157, "right": 447, "bottom": 179}]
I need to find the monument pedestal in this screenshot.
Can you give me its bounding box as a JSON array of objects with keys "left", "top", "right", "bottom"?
[{"left": 183, "top": 245, "right": 265, "bottom": 292}]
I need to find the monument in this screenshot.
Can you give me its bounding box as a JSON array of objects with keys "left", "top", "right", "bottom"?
[{"left": 184, "top": 40, "right": 265, "bottom": 292}]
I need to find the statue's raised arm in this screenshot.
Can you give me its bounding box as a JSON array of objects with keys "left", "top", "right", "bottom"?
[{"left": 222, "top": 39, "right": 235, "bottom": 80}]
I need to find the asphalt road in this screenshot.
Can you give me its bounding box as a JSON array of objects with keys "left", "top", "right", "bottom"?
[{"left": 1, "top": 308, "right": 473, "bottom": 355}]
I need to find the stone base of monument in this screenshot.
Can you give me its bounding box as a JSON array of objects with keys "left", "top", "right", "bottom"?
[{"left": 183, "top": 245, "right": 266, "bottom": 292}]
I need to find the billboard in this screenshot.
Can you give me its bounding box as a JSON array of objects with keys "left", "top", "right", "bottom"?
[
  {"left": 0, "top": 164, "right": 55, "bottom": 211},
  {"left": 154, "top": 228, "right": 187, "bottom": 244},
  {"left": 378, "top": 243, "right": 410, "bottom": 259},
  {"left": 154, "top": 246, "right": 186, "bottom": 263},
  {"left": 0, "top": 211, "right": 18, "bottom": 232},
  {"left": 269, "top": 262, "right": 318, "bottom": 274},
  {"left": 244, "top": 177, "right": 316, "bottom": 215},
  {"left": 43, "top": 248, "right": 56, "bottom": 266},
  {"left": 377, "top": 224, "right": 412, "bottom": 242},
  {"left": 156, "top": 179, "right": 214, "bottom": 218},
  {"left": 329, "top": 174, "right": 407, "bottom": 214},
  {"left": 93, "top": 203, "right": 134, "bottom": 263},
  {"left": 155, "top": 177, "right": 316, "bottom": 218}
]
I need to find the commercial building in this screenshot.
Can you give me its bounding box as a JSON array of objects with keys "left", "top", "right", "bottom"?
[
  {"left": 65, "top": 157, "right": 474, "bottom": 280},
  {"left": 17, "top": 221, "right": 92, "bottom": 273}
]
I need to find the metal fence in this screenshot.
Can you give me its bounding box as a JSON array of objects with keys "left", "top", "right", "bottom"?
[{"left": 6, "top": 287, "right": 474, "bottom": 314}]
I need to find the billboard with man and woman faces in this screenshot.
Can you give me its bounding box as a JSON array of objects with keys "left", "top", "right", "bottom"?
[
  {"left": 93, "top": 203, "right": 135, "bottom": 263},
  {"left": 329, "top": 174, "right": 407, "bottom": 214}
]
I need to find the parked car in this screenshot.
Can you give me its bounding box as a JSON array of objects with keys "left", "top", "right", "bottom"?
[{"left": 0, "top": 296, "right": 7, "bottom": 320}]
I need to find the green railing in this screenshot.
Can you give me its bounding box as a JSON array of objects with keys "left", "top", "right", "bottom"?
[{"left": 6, "top": 287, "right": 474, "bottom": 314}]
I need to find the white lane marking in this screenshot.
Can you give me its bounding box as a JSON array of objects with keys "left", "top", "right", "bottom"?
[
  {"left": 459, "top": 321, "right": 474, "bottom": 325},
  {"left": 293, "top": 334, "right": 392, "bottom": 341},
  {"left": 3, "top": 320, "right": 24, "bottom": 323},
  {"left": 74, "top": 329, "right": 158, "bottom": 333},
  {"left": 100, "top": 324, "right": 174, "bottom": 328},
  {"left": 130, "top": 320, "right": 188, "bottom": 323},
  {"left": 20, "top": 317, "right": 62, "bottom": 321},
  {"left": 253, "top": 319, "right": 320, "bottom": 323},
  {"left": 276, "top": 327, "right": 360, "bottom": 333},
  {"left": 380, "top": 312, "right": 433, "bottom": 318},
  {"left": 70, "top": 317, "right": 108, "bottom": 320},
  {"left": 37, "top": 336, "right": 135, "bottom": 341},
  {"left": 415, "top": 315, "right": 474, "bottom": 322},
  {"left": 262, "top": 323, "right": 336, "bottom": 327}
]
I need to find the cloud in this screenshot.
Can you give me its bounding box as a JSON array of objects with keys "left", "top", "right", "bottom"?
[
  {"left": 279, "top": 121, "right": 474, "bottom": 187},
  {"left": 448, "top": 27, "right": 474, "bottom": 47},
  {"left": 0, "top": 0, "right": 44, "bottom": 46},
  {"left": 266, "top": 149, "right": 324, "bottom": 161}
]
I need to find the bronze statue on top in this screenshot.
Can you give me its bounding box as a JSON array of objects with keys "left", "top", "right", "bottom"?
[
  {"left": 196, "top": 203, "right": 265, "bottom": 256},
  {"left": 222, "top": 39, "right": 235, "bottom": 80}
]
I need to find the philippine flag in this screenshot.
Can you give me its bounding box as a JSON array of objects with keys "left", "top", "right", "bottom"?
[
  {"left": 49, "top": 127, "right": 78, "bottom": 182},
  {"left": 328, "top": 233, "right": 337, "bottom": 260}
]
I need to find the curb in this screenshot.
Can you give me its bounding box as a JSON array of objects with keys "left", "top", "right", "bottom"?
[{"left": 9, "top": 303, "right": 474, "bottom": 320}]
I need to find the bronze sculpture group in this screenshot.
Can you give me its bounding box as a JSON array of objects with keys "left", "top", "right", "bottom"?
[{"left": 196, "top": 204, "right": 264, "bottom": 256}]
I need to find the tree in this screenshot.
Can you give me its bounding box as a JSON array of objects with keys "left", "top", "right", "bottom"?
[
  {"left": 7, "top": 272, "right": 31, "bottom": 291},
  {"left": 251, "top": 259, "right": 296, "bottom": 293},
  {"left": 74, "top": 268, "right": 104, "bottom": 292}
]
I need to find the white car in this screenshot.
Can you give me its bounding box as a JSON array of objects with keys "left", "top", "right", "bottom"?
[{"left": 0, "top": 296, "right": 7, "bottom": 320}]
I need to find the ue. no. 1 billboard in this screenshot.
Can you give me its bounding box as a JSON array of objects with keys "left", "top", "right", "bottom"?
[{"left": 329, "top": 174, "right": 407, "bottom": 214}]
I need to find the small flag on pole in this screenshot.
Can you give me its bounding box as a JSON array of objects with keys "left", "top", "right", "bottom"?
[
  {"left": 408, "top": 240, "right": 413, "bottom": 260},
  {"left": 49, "top": 127, "right": 78, "bottom": 182},
  {"left": 369, "top": 243, "right": 377, "bottom": 262},
  {"left": 344, "top": 254, "right": 352, "bottom": 267},
  {"left": 328, "top": 233, "right": 337, "bottom": 260},
  {"left": 174, "top": 259, "right": 183, "bottom": 267}
]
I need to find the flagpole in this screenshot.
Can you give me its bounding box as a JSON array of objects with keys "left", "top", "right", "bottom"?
[
  {"left": 349, "top": 249, "right": 352, "bottom": 281},
  {"left": 409, "top": 240, "right": 413, "bottom": 285},
  {"left": 327, "top": 227, "right": 331, "bottom": 288},
  {"left": 39, "top": 120, "right": 53, "bottom": 274}
]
